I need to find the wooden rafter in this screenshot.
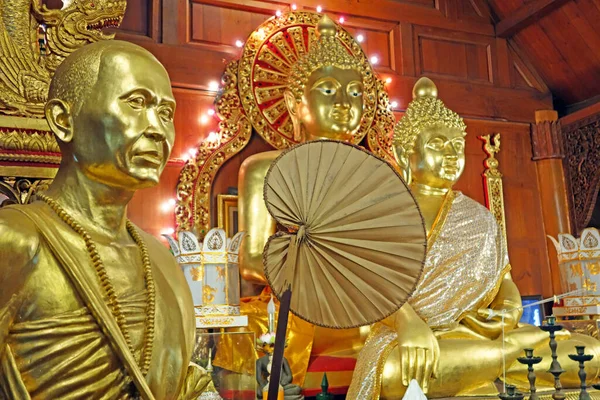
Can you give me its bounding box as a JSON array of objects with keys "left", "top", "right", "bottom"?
[{"left": 495, "top": 0, "right": 572, "bottom": 38}]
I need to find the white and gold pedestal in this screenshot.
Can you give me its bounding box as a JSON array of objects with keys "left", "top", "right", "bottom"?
[{"left": 550, "top": 228, "right": 600, "bottom": 338}]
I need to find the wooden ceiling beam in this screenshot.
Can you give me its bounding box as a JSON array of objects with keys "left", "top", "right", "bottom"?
[{"left": 495, "top": 0, "right": 572, "bottom": 38}]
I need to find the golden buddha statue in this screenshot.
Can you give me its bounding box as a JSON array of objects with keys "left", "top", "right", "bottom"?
[
  {"left": 347, "top": 77, "right": 600, "bottom": 399},
  {"left": 0, "top": 40, "right": 210, "bottom": 399},
  {"left": 234, "top": 15, "right": 368, "bottom": 390}
]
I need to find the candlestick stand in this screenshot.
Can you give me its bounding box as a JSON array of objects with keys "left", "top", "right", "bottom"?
[
  {"left": 517, "top": 348, "right": 543, "bottom": 400},
  {"left": 540, "top": 316, "right": 566, "bottom": 400},
  {"left": 568, "top": 345, "right": 594, "bottom": 400}
]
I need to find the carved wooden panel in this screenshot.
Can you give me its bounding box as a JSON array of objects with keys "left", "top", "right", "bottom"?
[
  {"left": 340, "top": 17, "right": 399, "bottom": 73},
  {"left": 414, "top": 26, "right": 494, "bottom": 83},
  {"left": 190, "top": 2, "right": 273, "bottom": 49},
  {"left": 562, "top": 113, "right": 600, "bottom": 236},
  {"left": 118, "top": 0, "right": 160, "bottom": 40},
  {"left": 386, "top": 0, "right": 437, "bottom": 8}
]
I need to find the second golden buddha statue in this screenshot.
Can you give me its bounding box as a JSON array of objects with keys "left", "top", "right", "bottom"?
[{"left": 348, "top": 77, "right": 600, "bottom": 399}]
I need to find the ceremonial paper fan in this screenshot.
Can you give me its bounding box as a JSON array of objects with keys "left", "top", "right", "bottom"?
[{"left": 263, "top": 140, "right": 427, "bottom": 329}]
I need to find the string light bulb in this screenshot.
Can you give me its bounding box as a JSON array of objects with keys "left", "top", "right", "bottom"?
[
  {"left": 339, "top": 17, "right": 345, "bottom": 24},
  {"left": 276, "top": 10, "right": 282, "bottom": 17},
  {"left": 385, "top": 77, "right": 392, "bottom": 84},
  {"left": 188, "top": 148, "right": 198, "bottom": 157},
  {"left": 207, "top": 109, "right": 215, "bottom": 116},
  {"left": 235, "top": 39, "right": 243, "bottom": 48},
  {"left": 391, "top": 100, "right": 399, "bottom": 109},
  {"left": 356, "top": 34, "right": 364, "bottom": 43},
  {"left": 316, "top": 5, "right": 322, "bottom": 12},
  {"left": 208, "top": 81, "right": 219, "bottom": 91},
  {"left": 291, "top": 3, "right": 297, "bottom": 10},
  {"left": 199, "top": 115, "right": 209, "bottom": 125},
  {"left": 370, "top": 55, "right": 379, "bottom": 65}
]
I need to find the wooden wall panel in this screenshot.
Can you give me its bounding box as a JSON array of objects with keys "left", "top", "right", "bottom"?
[
  {"left": 415, "top": 26, "right": 494, "bottom": 83},
  {"left": 190, "top": 2, "right": 272, "bottom": 49},
  {"left": 459, "top": 119, "right": 552, "bottom": 297}
]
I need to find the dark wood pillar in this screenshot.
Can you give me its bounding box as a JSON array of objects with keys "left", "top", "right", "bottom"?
[{"left": 531, "top": 110, "right": 571, "bottom": 296}]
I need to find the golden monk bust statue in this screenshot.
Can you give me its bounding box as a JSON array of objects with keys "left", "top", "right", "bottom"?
[
  {"left": 0, "top": 40, "right": 209, "bottom": 399},
  {"left": 348, "top": 77, "right": 600, "bottom": 399}
]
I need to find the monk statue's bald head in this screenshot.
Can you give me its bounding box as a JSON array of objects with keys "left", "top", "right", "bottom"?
[{"left": 45, "top": 40, "right": 176, "bottom": 189}]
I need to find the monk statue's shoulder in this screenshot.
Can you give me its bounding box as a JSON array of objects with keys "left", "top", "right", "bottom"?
[
  {"left": 0, "top": 205, "right": 41, "bottom": 265},
  {"left": 0, "top": 206, "right": 41, "bottom": 309}
]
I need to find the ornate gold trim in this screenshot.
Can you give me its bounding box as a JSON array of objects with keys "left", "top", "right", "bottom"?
[
  {"left": 217, "top": 194, "right": 238, "bottom": 237},
  {"left": 175, "top": 60, "right": 252, "bottom": 236},
  {"left": 0, "top": 115, "right": 61, "bottom": 163},
  {"left": 366, "top": 78, "right": 397, "bottom": 167},
  {"left": 0, "top": 165, "right": 57, "bottom": 179},
  {"left": 479, "top": 133, "right": 507, "bottom": 243}
]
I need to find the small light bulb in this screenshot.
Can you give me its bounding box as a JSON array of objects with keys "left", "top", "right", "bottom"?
[
  {"left": 168, "top": 198, "right": 176, "bottom": 206},
  {"left": 235, "top": 39, "right": 243, "bottom": 48},
  {"left": 160, "top": 201, "right": 172, "bottom": 212},
  {"left": 208, "top": 81, "right": 219, "bottom": 91},
  {"left": 370, "top": 55, "right": 379, "bottom": 65},
  {"left": 199, "top": 115, "right": 209, "bottom": 125},
  {"left": 207, "top": 109, "right": 215, "bottom": 116},
  {"left": 385, "top": 77, "right": 392, "bottom": 84},
  {"left": 356, "top": 34, "right": 364, "bottom": 43},
  {"left": 339, "top": 17, "right": 345, "bottom": 24},
  {"left": 276, "top": 10, "right": 282, "bottom": 17},
  {"left": 188, "top": 148, "right": 198, "bottom": 157},
  {"left": 291, "top": 3, "right": 297, "bottom": 10},
  {"left": 391, "top": 101, "right": 399, "bottom": 109},
  {"left": 316, "top": 5, "right": 322, "bottom": 12}
]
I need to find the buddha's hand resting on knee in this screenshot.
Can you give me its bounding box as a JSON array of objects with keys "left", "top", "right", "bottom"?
[{"left": 394, "top": 303, "right": 439, "bottom": 393}]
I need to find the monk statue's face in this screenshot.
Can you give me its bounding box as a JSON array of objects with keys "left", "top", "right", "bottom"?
[
  {"left": 286, "top": 66, "right": 364, "bottom": 142},
  {"left": 70, "top": 50, "right": 175, "bottom": 189},
  {"left": 409, "top": 124, "right": 465, "bottom": 190}
]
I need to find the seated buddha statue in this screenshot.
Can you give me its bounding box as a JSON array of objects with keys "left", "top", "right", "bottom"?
[
  {"left": 235, "top": 15, "right": 367, "bottom": 390},
  {"left": 0, "top": 40, "right": 210, "bottom": 399},
  {"left": 347, "top": 77, "right": 600, "bottom": 399}
]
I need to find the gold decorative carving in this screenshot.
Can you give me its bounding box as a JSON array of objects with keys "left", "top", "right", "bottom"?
[
  {"left": 175, "top": 61, "right": 252, "bottom": 235},
  {"left": 367, "top": 79, "right": 397, "bottom": 166},
  {"left": 176, "top": 12, "right": 396, "bottom": 237},
  {"left": 0, "top": 0, "right": 127, "bottom": 117},
  {"left": 0, "top": 176, "right": 51, "bottom": 206},
  {"left": 479, "top": 133, "right": 507, "bottom": 242}
]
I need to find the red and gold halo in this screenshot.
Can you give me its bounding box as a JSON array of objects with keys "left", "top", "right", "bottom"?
[{"left": 238, "top": 11, "right": 377, "bottom": 149}]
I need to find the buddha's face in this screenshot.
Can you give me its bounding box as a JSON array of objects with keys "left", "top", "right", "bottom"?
[
  {"left": 290, "top": 66, "right": 364, "bottom": 142},
  {"left": 409, "top": 124, "right": 466, "bottom": 190},
  {"left": 72, "top": 50, "right": 175, "bottom": 189}
]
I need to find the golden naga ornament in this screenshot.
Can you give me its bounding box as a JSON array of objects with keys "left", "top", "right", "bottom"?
[
  {"left": 0, "top": 0, "right": 127, "bottom": 117},
  {"left": 176, "top": 10, "right": 395, "bottom": 236}
]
